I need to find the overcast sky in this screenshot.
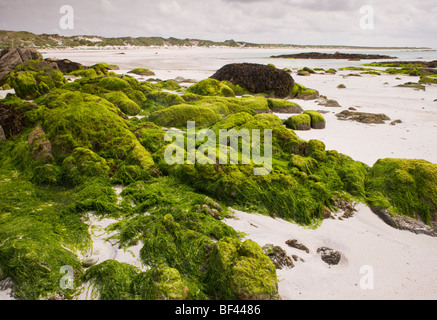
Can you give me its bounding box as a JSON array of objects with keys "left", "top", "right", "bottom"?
[{"left": 0, "top": 0, "right": 436, "bottom": 48}]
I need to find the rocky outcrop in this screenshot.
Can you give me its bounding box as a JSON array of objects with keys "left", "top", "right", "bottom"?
[
  {"left": 371, "top": 206, "right": 437, "bottom": 237},
  {"left": 0, "top": 47, "right": 42, "bottom": 84},
  {"left": 271, "top": 52, "right": 396, "bottom": 60},
  {"left": 210, "top": 63, "right": 295, "bottom": 98}
]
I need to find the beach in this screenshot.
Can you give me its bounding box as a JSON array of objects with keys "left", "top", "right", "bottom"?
[
  {"left": 40, "top": 47, "right": 437, "bottom": 167},
  {"left": 1, "top": 46, "right": 437, "bottom": 300}
]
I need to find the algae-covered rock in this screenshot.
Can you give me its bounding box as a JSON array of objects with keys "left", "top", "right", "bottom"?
[
  {"left": 267, "top": 98, "right": 303, "bottom": 114},
  {"left": 131, "top": 266, "right": 189, "bottom": 300},
  {"left": 62, "top": 147, "right": 110, "bottom": 185},
  {"left": 39, "top": 91, "right": 154, "bottom": 172},
  {"left": 85, "top": 260, "right": 140, "bottom": 300},
  {"left": 0, "top": 47, "right": 42, "bottom": 84},
  {"left": 187, "top": 78, "right": 235, "bottom": 97},
  {"left": 210, "top": 63, "right": 294, "bottom": 98},
  {"left": 284, "top": 114, "right": 312, "bottom": 131},
  {"left": 7, "top": 60, "right": 67, "bottom": 100},
  {"left": 303, "top": 110, "right": 326, "bottom": 129},
  {"left": 128, "top": 68, "right": 156, "bottom": 76},
  {"left": 290, "top": 83, "right": 319, "bottom": 100},
  {"left": 206, "top": 238, "right": 279, "bottom": 300},
  {"left": 149, "top": 104, "right": 221, "bottom": 128},
  {"left": 102, "top": 91, "right": 141, "bottom": 116},
  {"left": 366, "top": 159, "right": 437, "bottom": 234}
]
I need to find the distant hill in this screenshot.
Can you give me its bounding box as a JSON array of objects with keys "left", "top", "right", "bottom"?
[{"left": 0, "top": 30, "right": 430, "bottom": 50}]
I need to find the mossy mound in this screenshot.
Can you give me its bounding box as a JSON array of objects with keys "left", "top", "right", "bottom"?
[
  {"left": 142, "top": 90, "right": 185, "bottom": 114},
  {"left": 366, "top": 159, "right": 437, "bottom": 224},
  {"left": 62, "top": 147, "right": 111, "bottom": 185},
  {"left": 128, "top": 68, "right": 155, "bottom": 76},
  {"left": 303, "top": 110, "right": 326, "bottom": 129},
  {"left": 206, "top": 238, "right": 279, "bottom": 300},
  {"left": 7, "top": 60, "right": 67, "bottom": 100},
  {"left": 290, "top": 83, "right": 319, "bottom": 100},
  {"left": 149, "top": 104, "right": 221, "bottom": 128},
  {"left": 284, "top": 114, "right": 312, "bottom": 131},
  {"left": 267, "top": 98, "right": 303, "bottom": 114},
  {"left": 187, "top": 78, "right": 235, "bottom": 97},
  {"left": 102, "top": 91, "right": 141, "bottom": 116}
]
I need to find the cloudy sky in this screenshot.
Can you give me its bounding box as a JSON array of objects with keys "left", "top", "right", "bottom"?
[{"left": 1, "top": 0, "right": 436, "bottom": 48}]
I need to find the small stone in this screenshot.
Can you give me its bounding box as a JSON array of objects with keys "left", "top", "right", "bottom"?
[
  {"left": 285, "top": 239, "right": 310, "bottom": 254},
  {"left": 262, "top": 244, "right": 295, "bottom": 269},
  {"left": 317, "top": 247, "right": 342, "bottom": 265},
  {"left": 337, "top": 84, "right": 346, "bottom": 89}
]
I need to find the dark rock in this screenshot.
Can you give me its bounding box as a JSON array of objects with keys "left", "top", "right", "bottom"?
[
  {"left": 45, "top": 58, "right": 82, "bottom": 73},
  {"left": 317, "top": 247, "right": 342, "bottom": 265},
  {"left": 370, "top": 206, "right": 437, "bottom": 237},
  {"left": 285, "top": 239, "right": 310, "bottom": 253},
  {"left": 337, "top": 84, "right": 346, "bottom": 89},
  {"left": 0, "top": 102, "right": 29, "bottom": 139},
  {"left": 0, "top": 47, "right": 42, "bottom": 84},
  {"left": 271, "top": 52, "right": 396, "bottom": 60},
  {"left": 262, "top": 244, "right": 295, "bottom": 269},
  {"left": 390, "top": 120, "right": 403, "bottom": 126},
  {"left": 210, "top": 63, "right": 295, "bottom": 98},
  {"left": 318, "top": 98, "right": 341, "bottom": 108},
  {"left": 336, "top": 110, "right": 390, "bottom": 124}
]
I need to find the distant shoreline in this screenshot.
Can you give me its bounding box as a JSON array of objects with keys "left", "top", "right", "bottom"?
[{"left": 0, "top": 30, "right": 432, "bottom": 51}]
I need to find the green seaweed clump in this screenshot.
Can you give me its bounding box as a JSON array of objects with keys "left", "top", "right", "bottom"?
[
  {"left": 303, "top": 110, "right": 326, "bottom": 129},
  {"left": 366, "top": 158, "right": 437, "bottom": 224},
  {"left": 205, "top": 238, "right": 279, "bottom": 300},
  {"left": 7, "top": 60, "right": 67, "bottom": 100},
  {"left": 149, "top": 104, "right": 221, "bottom": 128},
  {"left": 290, "top": 82, "right": 319, "bottom": 100},
  {"left": 128, "top": 68, "right": 156, "bottom": 76},
  {"left": 284, "top": 114, "right": 312, "bottom": 131},
  {"left": 187, "top": 78, "right": 235, "bottom": 97}
]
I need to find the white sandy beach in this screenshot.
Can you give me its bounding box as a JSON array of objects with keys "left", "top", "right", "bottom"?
[{"left": 1, "top": 47, "right": 436, "bottom": 300}]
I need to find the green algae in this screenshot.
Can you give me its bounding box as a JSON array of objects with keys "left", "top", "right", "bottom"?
[
  {"left": 284, "top": 114, "right": 312, "bottom": 131},
  {"left": 366, "top": 159, "right": 437, "bottom": 224},
  {"left": 205, "top": 238, "right": 278, "bottom": 300},
  {"left": 149, "top": 104, "right": 221, "bottom": 128},
  {"left": 187, "top": 78, "right": 235, "bottom": 97},
  {"left": 6, "top": 60, "right": 67, "bottom": 100}
]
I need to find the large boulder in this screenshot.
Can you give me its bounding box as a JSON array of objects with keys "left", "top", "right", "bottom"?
[
  {"left": 0, "top": 47, "right": 42, "bottom": 84},
  {"left": 210, "top": 63, "right": 294, "bottom": 98}
]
